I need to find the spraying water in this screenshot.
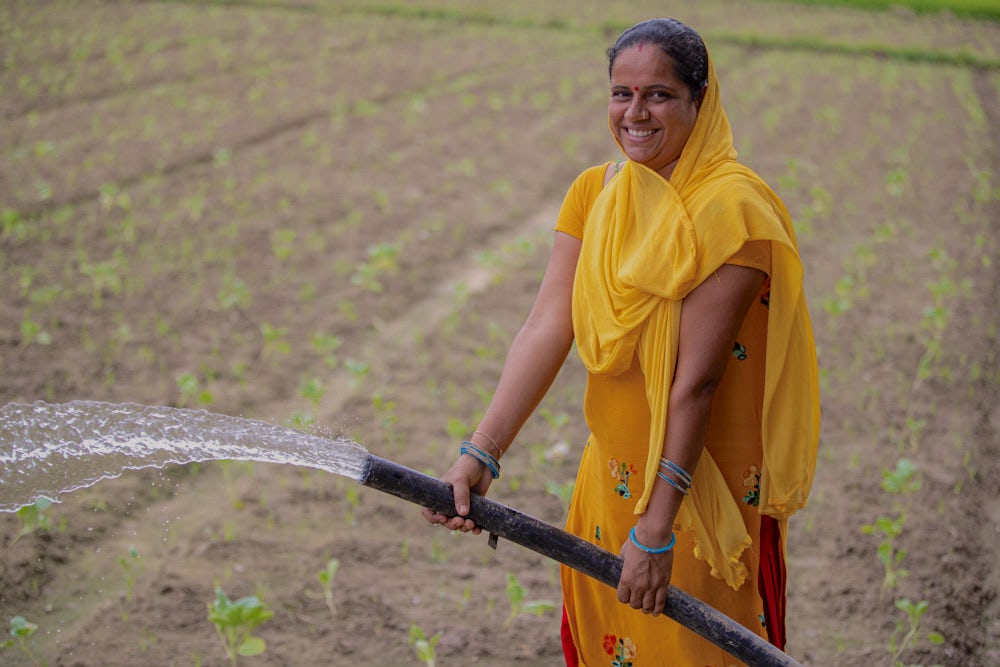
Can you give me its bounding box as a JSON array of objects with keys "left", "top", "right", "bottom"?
[
  {"left": 0, "top": 400, "right": 370, "bottom": 512},
  {"left": 0, "top": 400, "right": 800, "bottom": 666}
]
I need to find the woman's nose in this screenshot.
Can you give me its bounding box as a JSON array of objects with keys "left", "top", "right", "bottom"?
[{"left": 627, "top": 98, "right": 648, "bottom": 121}]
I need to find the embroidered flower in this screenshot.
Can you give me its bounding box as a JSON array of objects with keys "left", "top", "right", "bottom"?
[
  {"left": 595, "top": 525, "right": 603, "bottom": 542},
  {"left": 742, "top": 465, "right": 761, "bottom": 506},
  {"left": 732, "top": 341, "right": 748, "bottom": 361},
  {"left": 604, "top": 635, "right": 636, "bottom": 666},
  {"left": 608, "top": 459, "right": 636, "bottom": 499}
]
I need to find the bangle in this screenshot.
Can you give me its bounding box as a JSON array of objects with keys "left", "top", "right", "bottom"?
[
  {"left": 472, "top": 430, "right": 503, "bottom": 459},
  {"left": 659, "top": 458, "right": 692, "bottom": 486},
  {"left": 628, "top": 527, "right": 676, "bottom": 554},
  {"left": 657, "top": 470, "right": 690, "bottom": 496},
  {"left": 460, "top": 442, "right": 501, "bottom": 479}
]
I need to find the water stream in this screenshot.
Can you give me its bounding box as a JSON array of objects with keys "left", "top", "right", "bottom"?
[{"left": 0, "top": 400, "right": 370, "bottom": 512}]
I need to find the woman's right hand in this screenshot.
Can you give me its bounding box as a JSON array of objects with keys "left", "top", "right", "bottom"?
[{"left": 421, "top": 454, "right": 493, "bottom": 534}]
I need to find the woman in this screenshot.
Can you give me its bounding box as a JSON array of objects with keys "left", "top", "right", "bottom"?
[{"left": 423, "top": 18, "right": 819, "bottom": 666}]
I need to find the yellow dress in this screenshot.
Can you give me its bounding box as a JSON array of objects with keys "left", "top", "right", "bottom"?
[{"left": 555, "top": 57, "right": 819, "bottom": 667}]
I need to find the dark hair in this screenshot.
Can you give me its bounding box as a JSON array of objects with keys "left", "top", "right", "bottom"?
[{"left": 607, "top": 19, "right": 708, "bottom": 102}]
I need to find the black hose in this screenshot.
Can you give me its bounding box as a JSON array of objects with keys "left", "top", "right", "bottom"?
[{"left": 360, "top": 455, "right": 803, "bottom": 667}]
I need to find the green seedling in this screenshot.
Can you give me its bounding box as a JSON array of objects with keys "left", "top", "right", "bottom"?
[
  {"left": 888, "top": 598, "right": 944, "bottom": 666},
  {"left": 881, "top": 459, "right": 921, "bottom": 498},
  {"left": 408, "top": 624, "right": 441, "bottom": 667},
  {"left": 298, "top": 376, "right": 325, "bottom": 408},
  {"left": 861, "top": 514, "right": 907, "bottom": 596},
  {"left": 2, "top": 616, "right": 43, "bottom": 666},
  {"left": 120, "top": 545, "right": 143, "bottom": 601},
  {"left": 504, "top": 572, "right": 556, "bottom": 628},
  {"left": 16, "top": 497, "right": 53, "bottom": 542},
  {"left": 317, "top": 558, "right": 340, "bottom": 619},
  {"left": 207, "top": 587, "right": 273, "bottom": 667}
]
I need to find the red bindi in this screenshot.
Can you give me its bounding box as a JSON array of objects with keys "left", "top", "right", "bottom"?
[{"left": 633, "top": 86, "right": 639, "bottom": 91}]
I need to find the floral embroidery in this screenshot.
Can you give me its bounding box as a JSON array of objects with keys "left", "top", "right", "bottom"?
[
  {"left": 742, "top": 465, "right": 761, "bottom": 506},
  {"left": 602, "top": 634, "right": 636, "bottom": 666},
  {"left": 759, "top": 613, "right": 767, "bottom": 628},
  {"left": 595, "top": 525, "right": 602, "bottom": 542},
  {"left": 608, "top": 458, "right": 637, "bottom": 499},
  {"left": 732, "top": 341, "right": 748, "bottom": 361}
]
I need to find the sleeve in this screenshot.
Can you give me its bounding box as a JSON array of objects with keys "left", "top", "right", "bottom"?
[
  {"left": 725, "top": 239, "right": 772, "bottom": 275},
  {"left": 554, "top": 163, "right": 610, "bottom": 240}
]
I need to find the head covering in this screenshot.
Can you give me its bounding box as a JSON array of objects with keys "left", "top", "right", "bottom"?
[{"left": 571, "top": 55, "right": 820, "bottom": 589}]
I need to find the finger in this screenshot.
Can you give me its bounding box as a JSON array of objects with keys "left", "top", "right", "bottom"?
[
  {"left": 652, "top": 587, "right": 668, "bottom": 617},
  {"left": 642, "top": 590, "right": 656, "bottom": 614},
  {"left": 616, "top": 582, "right": 630, "bottom": 605},
  {"left": 451, "top": 480, "right": 472, "bottom": 517}
]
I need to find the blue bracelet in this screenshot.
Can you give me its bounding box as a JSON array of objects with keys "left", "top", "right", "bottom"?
[
  {"left": 659, "top": 458, "right": 693, "bottom": 486},
  {"left": 657, "top": 470, "right": 690, "bottom": 496},
  {"left": 628, "top": 527, "right": 676, "bottom": 554},
  {"left": 460, "top": 442, "right": 501, "bottom": 479}
]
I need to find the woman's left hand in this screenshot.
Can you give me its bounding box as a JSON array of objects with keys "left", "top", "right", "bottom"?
[{"left": 617, "top": 535, "right": 674, "bottom": 616}]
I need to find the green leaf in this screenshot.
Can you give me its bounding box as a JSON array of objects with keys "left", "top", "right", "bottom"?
[
  {"left": 927, "top": 631, "right": 945, "bottom": 644},
  {"left": 238, "top": 636, "right": 266, "bottom": 656}
]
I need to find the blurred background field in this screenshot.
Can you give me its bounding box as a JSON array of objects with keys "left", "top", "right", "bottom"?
[{"left": 1, "top": 1, "right": 997, "bottom": 665}]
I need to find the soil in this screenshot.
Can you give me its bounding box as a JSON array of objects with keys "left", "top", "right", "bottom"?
[{"left": 1, "top": 1, "right": 998, "bottom": 666}]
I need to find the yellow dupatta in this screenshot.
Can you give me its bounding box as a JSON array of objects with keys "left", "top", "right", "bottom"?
[{"left": 571, "top": 57, "right": 820, "bottom": 589}]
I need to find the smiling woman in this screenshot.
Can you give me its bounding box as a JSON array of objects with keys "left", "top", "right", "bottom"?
[{"left": 424, "top": 16, "right": 820, "bottom": 667}]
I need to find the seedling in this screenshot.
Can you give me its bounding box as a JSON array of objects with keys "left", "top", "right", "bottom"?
[
  {"left": 120, "top": 545, "right": 143, "bottom": 601},
  {"left": 2, "top": 616, "right": 42, "bottom": 666},
  {"left": 888, "top": 598, "right": 944, "bottom": 666},
  {"left": 503, "top": 572, "right": 556, "bottom": 628},
  {"left": 15, "top": 497, "right": 53, "bottom": 542},
  {"left": 861, "top": 514, "right": 907, "bottom": 595},
  {"left": 408, "top": 624, "right": 441, "bottom": 667},
  {"left": 207, "top": 587, "right": 273, "bottom": 666},
  {"left": 317, "top": 558, "right": 340, "bottom": 619}
]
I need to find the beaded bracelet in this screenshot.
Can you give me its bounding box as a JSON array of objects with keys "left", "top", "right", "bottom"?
[
  {"left": 460, "top": 442, "right": 501, "bottom": 479},
  {"left": 628, "top": 527, "right": 676, "bottom": 554}
]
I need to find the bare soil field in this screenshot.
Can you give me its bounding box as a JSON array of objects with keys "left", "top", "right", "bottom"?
[{"left": 1, "top": 1, "right": 998, "bottom": 665}]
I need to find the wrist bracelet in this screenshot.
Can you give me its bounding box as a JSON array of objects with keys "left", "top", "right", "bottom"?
[
  {"left": 460, "top": 442, "right": 501, "bottom": 479},
  {"left": 628, "top": 526, "right": 676, "bottom": 554}
]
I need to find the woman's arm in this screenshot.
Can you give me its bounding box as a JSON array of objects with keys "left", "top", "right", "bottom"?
[
  {"left": 422, "top": 231, "right": 581, "bottom": 531},
  {"left": 618, "top": 262, "right": 766, "bottom": 615}
]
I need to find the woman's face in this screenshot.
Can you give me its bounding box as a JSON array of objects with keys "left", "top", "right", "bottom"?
[{"left": 608, "top": 44, "right": 700, "bottom": 181}]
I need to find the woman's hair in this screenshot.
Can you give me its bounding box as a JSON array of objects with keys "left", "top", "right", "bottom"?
[{"left": 607, "top": 18, "right": 708, "bottom": 101}]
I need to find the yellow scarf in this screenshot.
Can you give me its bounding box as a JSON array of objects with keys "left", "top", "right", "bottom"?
[{"left": 571, "top": 57, "right": 820, "bottom": 589}]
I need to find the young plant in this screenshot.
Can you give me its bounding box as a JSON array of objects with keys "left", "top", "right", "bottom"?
[
  {"left": 317, "top": 558, "right": 340, "bottom": 619},
  {"left": 207, "top": 587, "right": 273, "bottom": 667},
  {"left": 15, "top": 497, "right": 53, "bottom": 542},
  {"left": 119, "top": 545, "right": 143, "bottom": 602},
  {"left": 408, "top": 624, "right": 442, "bottom": 667},
  {"left": 2, "top": 616, "right": 42, "bottom": 666},
  {"left": 888, "top": 598, "right": 944, "bottom": 666},
  {"left": 503, "top": 572, "right": 556, "bottom": 628}
]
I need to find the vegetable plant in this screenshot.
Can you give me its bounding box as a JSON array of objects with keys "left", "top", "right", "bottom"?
[
  {"left": 408, "top": 624, "right": 441, "bottom": 667},
  {"left": 207, "top": 586, "right": 274, "bottom": 666},
  {"left": 503, "top": 572, "right": 556, "bottom": 628},
  {"left": 317, "top": 558, "right": 340, "bottom": 619},
  {"left": 888, "top": 598, "right": 944, "bottom": 666},
  {"left": 2, "top": 616, "right": 42, "bottom": 666}
]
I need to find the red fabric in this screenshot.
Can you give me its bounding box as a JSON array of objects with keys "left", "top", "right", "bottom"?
[
  {"left": 561, "top": 605, "right": 579, "bottom": 666},
  {"left": 758, "top": 514, "right": 787, "bottom": 649}
]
